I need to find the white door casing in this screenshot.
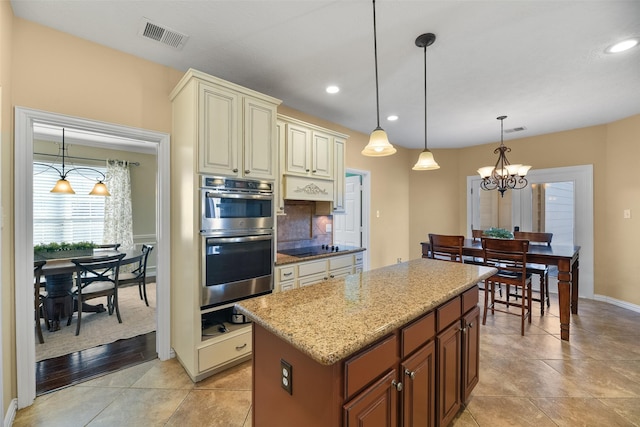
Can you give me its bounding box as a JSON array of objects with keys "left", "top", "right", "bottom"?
[
  {"left": 335, "top": 169, "right": 370, "bottom": 272},
  {"left": 14, "top": 107, "right": 171, "bottom": 408}
]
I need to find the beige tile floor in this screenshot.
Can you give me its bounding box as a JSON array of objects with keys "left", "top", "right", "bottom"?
[{"left": 14, "top": 294, "right": 640, "bottom": 426}]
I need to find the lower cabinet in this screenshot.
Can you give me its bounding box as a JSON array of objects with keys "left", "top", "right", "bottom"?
[
  {"left": 252, "top": 286, "right": 480, "bottom": 427},
  {"left": 344, "top": 286, "right": 479, "bottom": 427},
  {"left": 274, "top": 252, "right": 363, "bottom": 292}
]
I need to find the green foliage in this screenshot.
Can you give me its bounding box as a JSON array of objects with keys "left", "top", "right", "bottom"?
[
  {"left": 34, "top": 241, "right": 98, "bottom": 252},
  {"left": 483, "top": 227, "right": 514, "bottom": 239}
]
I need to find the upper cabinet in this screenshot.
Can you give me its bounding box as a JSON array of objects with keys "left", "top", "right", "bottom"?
[
  {"left": 278, "top": 115, "right": 348, "bottom": 204},
  {"left": 171, "top": 69, "right": 282, "bottom": 180}
]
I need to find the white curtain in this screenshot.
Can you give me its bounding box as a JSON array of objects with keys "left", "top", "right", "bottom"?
[{"left": 103, "top": 160, "right": 134, "bottom": 251}]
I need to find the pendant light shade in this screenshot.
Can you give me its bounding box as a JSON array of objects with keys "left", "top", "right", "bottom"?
[
  {"left": 362, "top": 126, "right": 397, "bottom": 156},
  {"left": 412, "top": 32, "right": 439, "bottom": 171},
  {"left": 361, "top": 0, "right": 396, "bottom": 157},
  {"left": 89, "top": 181, "right": 111, "bottom": 196},
  {"left": 51, "top": 178, "right": 76, "bottom": 194}
]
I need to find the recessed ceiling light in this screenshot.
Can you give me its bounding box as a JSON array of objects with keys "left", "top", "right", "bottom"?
[
  {"left": 605, "top": 38, "right": 639, "bottom": 53},
  {"left": 326, "top": 85, "right": 340, "bottom": 94},
  {"left": 387, "top": 115, "right": 398, "bottom": 121}
]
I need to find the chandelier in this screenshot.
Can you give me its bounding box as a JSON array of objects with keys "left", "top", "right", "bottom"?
[
  {"left": 361, "top": 0, "right": 396, "bottom": 157},
  {"left": 477, "top": 116, "right": 531, "bottom": 197},
  {"left": 35, "top": 128, "right": 111, "bottom": 196},
  {"left": 412, "top": 32, "right": 439, "bottom": 171}
]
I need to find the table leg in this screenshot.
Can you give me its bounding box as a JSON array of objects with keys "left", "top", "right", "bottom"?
[
  {"left": 571, "top": 258, "right": 579, "bottom": 314},
  {"left": 557, "top": 258, "right": 572, "bottom": 340}
]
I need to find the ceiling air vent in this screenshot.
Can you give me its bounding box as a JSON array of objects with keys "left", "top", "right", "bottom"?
[
  {"left": 138, "top": 18, "right": 189, "bottom": 50},
  {"left": 504, "top": 126, "right": 527, "bottom": 134}
]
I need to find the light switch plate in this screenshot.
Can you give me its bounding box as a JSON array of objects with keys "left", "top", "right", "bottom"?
[{"left": 624, "top": 209, "right": 631, "bottom": 219}]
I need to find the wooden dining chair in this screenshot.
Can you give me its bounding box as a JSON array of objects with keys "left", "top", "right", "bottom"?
[
  {"left": 514, "top": 231, "right": 553, "bottom": 314},
  {"left": 481, "top": 237, "right": 533, "bottom": 335},
  {"left": 471, "top": 229, "right": 484, "bottom": 241},
  {"left": 34, "top": 260, "right": 48, "bottom": 344},
  {"left": 95, "top": 243, "right": 121, "bottom": 251},
  {"left": 68, "top": 253, "right": 125, "bottom": 336},
  {"left": 427, "top": 234, "right": 464, "bottom": 262},
  {"left": 118, "top": 244, "right": 154, "bottom": 306}
]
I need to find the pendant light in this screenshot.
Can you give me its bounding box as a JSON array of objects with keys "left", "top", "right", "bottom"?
[
  {"left": 361, "top": 0, "right": 396, "bottom": 157},
  {"left": 37, "top": 128, "right": 111, "bottom": 196},
  {"left": 477, "top": 116, "right": 531, "bottom": 197},
  {"left": 412, "top": 32, "right": 440, "bottom": 170}
]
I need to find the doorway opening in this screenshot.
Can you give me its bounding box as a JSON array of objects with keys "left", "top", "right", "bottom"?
[
  {"left": 334, "top": 168, "right": 371, "bottom": 271},
  {"left": 15, "top": 107, "right": 171, "bottom": 408}
]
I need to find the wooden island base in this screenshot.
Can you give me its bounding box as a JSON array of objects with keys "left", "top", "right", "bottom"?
[{"left": 252, "top": 286, "right": 480, "bottom": 427}]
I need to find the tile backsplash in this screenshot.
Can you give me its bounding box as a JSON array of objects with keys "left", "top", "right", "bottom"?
[{"left": 277, "top": 200, "right": 332, "bottom": 250}]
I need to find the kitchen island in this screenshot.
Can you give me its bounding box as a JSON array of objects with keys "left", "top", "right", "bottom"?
[{"left": 236, "top": 258, "right": 496, "bottom": 427}]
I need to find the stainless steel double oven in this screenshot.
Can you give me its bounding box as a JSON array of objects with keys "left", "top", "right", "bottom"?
[{"left": 200, "top": 176, "right": 274, "bottom": 309}]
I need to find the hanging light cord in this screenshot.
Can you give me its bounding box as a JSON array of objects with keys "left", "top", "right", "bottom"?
[
  {"left": 372, "top": 0, "right": 381, "bottom": 128},
  {"left": 423, "top": 42, "right": 428, "bottom": 150}
]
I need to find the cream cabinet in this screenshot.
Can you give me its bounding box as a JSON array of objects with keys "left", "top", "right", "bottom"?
[
  {"left": 278, "top": 115, "right": 348, "bottom": 204},
  {"left": 169, "top": 68, "right": 281, "bottom": 382},
  {"left": 333, "top": 137, "right": 346, "bottom": 213},
  {"left": 274, "top": 252, "right": 363, "bottom": 292},
  {"left": 174, "top": 69, "right": 281, "bottom": 180}
]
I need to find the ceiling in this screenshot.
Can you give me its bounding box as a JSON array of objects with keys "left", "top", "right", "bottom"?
[{"left": 11, "top": 1, "right": 640, "bottom": 150}]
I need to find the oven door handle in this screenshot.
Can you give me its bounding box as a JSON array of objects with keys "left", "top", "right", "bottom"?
[
  {"left": 205, "top": 191, "right": 273, "bottom": 201},
  {"left": 205, "top": 234, "right": 273, "bottom": 245}
]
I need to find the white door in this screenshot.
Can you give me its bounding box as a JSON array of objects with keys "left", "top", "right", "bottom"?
[{"left": 334, "top": 175, "right": 362, "bottom": 248}]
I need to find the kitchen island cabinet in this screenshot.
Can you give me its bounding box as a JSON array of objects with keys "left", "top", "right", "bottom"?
[{"left": 236, "top": 258, "right": 495, "bottom": 426}]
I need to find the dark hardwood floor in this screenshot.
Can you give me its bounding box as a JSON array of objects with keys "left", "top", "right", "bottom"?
[{"left": 36, "top": 331, "right": 157, "bottom": 395}]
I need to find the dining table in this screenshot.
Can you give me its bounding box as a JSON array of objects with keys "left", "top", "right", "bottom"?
[
  {"left": 38, "top": 249, "right": 139, "bottom": 330},
  {"left": 421, "top": 238, "right": 580, "bottom": 341}
]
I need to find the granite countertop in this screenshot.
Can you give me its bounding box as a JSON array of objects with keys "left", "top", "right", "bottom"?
[
  {"left": 236, "top": 258, "right": 496, "bottom": 366},
  {"left": 275, "top": 247, "right": 366, "bottom": 266}
]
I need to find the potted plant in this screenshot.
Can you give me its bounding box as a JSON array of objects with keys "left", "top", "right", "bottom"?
[
  {"left": 482, "top": 227, "right": 514, "bottom": 239},
  {"left": 34, "top": 241, "right": 98, "bottom": 260}
]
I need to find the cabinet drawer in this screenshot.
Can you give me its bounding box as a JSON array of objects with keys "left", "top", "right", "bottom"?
[
  {"left": 329, "top": 266, "right": 352, "bottom": 280},
  {"left": 298, "top": 260, "right": 327, "bottom": 277},
  {"left": 401, "top": 311, "right": 435, "bottom": 358},
  {"left": 198, "top": 328, "right": 252, "bottom": 372},
  {"left": 279, "top": 281, "right": 295, "bottom": 292},
  {"left": 355, "top": 252, "right": 364, "bottom": 264},
  {"left": 437, "top": 297, "right": 461, "bottom": 332},
  {"left": 298, "top": 273, "right": 326, "bottom": 287},
  {"left": 462, "top": 286, "right": 479, "bottom": 313},
  {"left": 278, "top": 266, "right": 295, "bottom": 282},
  {"left": 344, "top": 334, "right": 397, "bottom": 400},
  {"left": 329, "top": 255, "right": 352, "bottom": 271}
]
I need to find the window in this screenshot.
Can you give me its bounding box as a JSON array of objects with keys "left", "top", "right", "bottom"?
[{"left": 33, "top": 162, "right": 106, "bottom": 245}]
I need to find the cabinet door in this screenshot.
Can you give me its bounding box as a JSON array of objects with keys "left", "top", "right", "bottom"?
[
  {"left": 333, "top": 137, "right": 346, "bottom": 213},
  {"left": 344, "top": 369, "right": 399, "bottom": 427},
  {"left": 462, "top": 306, "right": 480, "bottom": 402},
  {"left": 437, "top": 322, "right": 462, "bottom": 427},
  {"left": 312, "top": 131, "right": 333, "bottom": 178},
  {"left": 401, "top": 341, "right": 436, "bottom": 427},
  {"left": 243, "top": 97, "right": 277, "bottom": 180},
  {"left": 285, "top": 123, "right": 312, "bottom": 175},
  {"left": 198, "top": 82, "right": 240, "bottom": 176}
]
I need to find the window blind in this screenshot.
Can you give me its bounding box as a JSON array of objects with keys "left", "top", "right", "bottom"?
[{"left": 33, "top": 162, "right": 106, "bottom": 245}]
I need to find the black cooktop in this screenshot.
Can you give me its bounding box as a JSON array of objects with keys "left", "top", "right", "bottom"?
[{"left": 278, "top": 245, "right": 361, "bottom": 258}]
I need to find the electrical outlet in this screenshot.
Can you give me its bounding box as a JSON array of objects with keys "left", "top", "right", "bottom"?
[
  {"left": 281, "top": 359, "right": 293, "bottom": 395},
  {"left": 624, "top": 209, "right": 631, "bottom": 219}
]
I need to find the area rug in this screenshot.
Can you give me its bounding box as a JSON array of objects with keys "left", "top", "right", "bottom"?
[{"left": 36, "top": 282, "right": 156, "bottom": 362}]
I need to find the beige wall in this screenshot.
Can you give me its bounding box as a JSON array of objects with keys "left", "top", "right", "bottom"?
[
  {"left": 4, "top": 15, "right": 182, "bottom": 412},
  {"left": 1, "top": 0, "right": 13, "bottom": 416},
  {"left": 2, "top": 7, "right": 639, "bottom": 415}
]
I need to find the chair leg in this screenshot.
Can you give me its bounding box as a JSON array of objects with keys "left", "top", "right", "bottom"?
[
  {"left": 35, "top": 303, "right": 44, "bottom": 344},
  {"left": 540, "top": 273, "right": 545, "bottom": 316},
  {"left": 114, "top": 292, "right": 122, "bottom": 323},
  {"left": 141, "top": 281, "right": 149, "bottom": 307},
  {"left": 482, "top": 279, "right": 489, "bottom": 325},
  {"left": 521, "top": 287, "right": 525, "bottom": 336},
  {"left": 545, "top": 271, "right": 550, "bottom": 307},
  {"left": 75, "top": 299, "right": 82, "bottom": 336}
]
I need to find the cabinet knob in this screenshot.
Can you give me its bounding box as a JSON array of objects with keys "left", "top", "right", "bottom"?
[
  {"left": 283, "top": 272, "right": 293, "bottom": 277},
  {"left": 468, "top": 322, "right": 474, "bottom": 329},
  {"left": 245, "top": 170, "right": 250, "bottom": 174},
  {"left": 324, "top": 276, "right": 328, "bottom": 280},
  {"left": 391, "top": 380, "right": 403, "bottom": 392},
  {"left": 306, "top": 169, "right": 310, "bottom": 172},
  {"left": 233, "top": 168, "right": 239, "bottom": 173},
  {"left": 404, "top": 369, "right": 416, "bottom": 380},
  {"left": 312, "top": 170, "right": 317, "bottom": 173},
  {"left": 330, "top": 274, "right": 335, "bottom": 278},
  {"left": 235, "top": 343, "right": 247, "bottom": 351}
]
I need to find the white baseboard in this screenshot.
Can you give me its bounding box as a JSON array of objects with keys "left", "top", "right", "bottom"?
[
  {"left": 4, "top": 398, "right": 17, "bottom": 427},
  {"left": 593, "top": 294, "right": 640, "bottom": 313}
]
